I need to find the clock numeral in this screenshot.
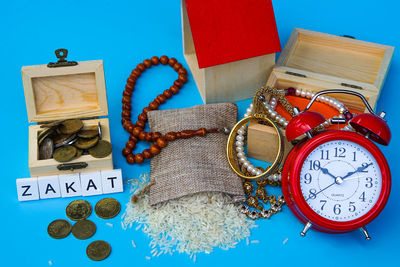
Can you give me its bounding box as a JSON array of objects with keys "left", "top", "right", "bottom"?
[
  {"left": 320, "top": 150, "right": 329, "bottom": 160},
  {"left": 309, "top": 160, "right": 321, "bottom": 171},
  {"left": 365, "top": 177, "right": 373, "bottom": 188},
  {"left": 359, "top": 192, "right": 366, "bottom": 202},
  {"left": 308, "top": 189, "right": 317, "bottom": 200},
  {"left": 333, "top": 204, "right": 341, "bottom": 215},
  {"left": 334, "top": 147, "right": 346, "bottom": 158},
  {"left": 353, "top": 151, "right": 357, "bottom": 162},
  {"left": 304, "top": 173, "right": 312, "bottom": 184},
  {"left": 360, "top": 163, "right": 370, "bottom": 173},
  {"left": 320, "top": 200, "right": 327, "bottom": 210},
  {"left": 348, "top": 202, "right": 356, "bottom": 212}
]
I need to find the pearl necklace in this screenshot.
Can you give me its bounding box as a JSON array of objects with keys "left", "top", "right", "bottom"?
[{"left": 235, "top": 88, "right": 355, "bottom": 180}]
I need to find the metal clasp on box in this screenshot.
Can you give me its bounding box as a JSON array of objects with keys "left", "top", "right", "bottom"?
[
  {"left": 57, "top": 162, "right": 88, "bottom": 171},
  {"left": 47, "top": 48, "right": 78, "bottom": 68}
]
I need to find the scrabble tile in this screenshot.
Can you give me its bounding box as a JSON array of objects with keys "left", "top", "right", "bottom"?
[
  {"left": 101, "top": 169, "right": 123, "bottom": 194},
  {"left": 59, "top": 174, "right": 82, "bottom": 198},
  {"left": 80, "top": 172, "right": 103, "bottom": 196},
  {"left": 38, "top": 175, "right": 61, "bottom": 199},
  {"left": 16, "top": 178, "right": 39, "bottom": 201}
]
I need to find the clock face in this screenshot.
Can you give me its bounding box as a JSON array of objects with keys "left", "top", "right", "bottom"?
[{"left": 300, "top": 140, "right": 382, "bottom": 222}]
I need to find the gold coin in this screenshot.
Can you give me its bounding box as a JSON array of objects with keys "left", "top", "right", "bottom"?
[
  {"left": 38, "top": 127, "right": 55, "bottom": 145},
  {"left": 95, "top": 198, "right": 120, "bottom": 219},
  {"left": 71, "top": 220, "right": 96, "bottom": 240},
  {"left": 73, "top": 149, "right": 83, "bottom": 160},
  {"left": 58, "top": 119, "right": 84, "bottom": 135},
  {"left": 75, "top": 136, "right": 99, "bottom": 150},
  {"left": 47, "top": 219, "right": 71, "bottom": 239},
  {"left": 89, "top": 140, "right": 112, "bottom": 158},
  {"left": 86, "top": 240, "right": 111, "bottom": 261},
  {"left": 78, "top": 130, "right": 99, "bottom": 139},
  {"left": 66, "top": 200, "right": 92, "bottom": 221},
  {"left": 53, "top": 146, "right": 77, "bottom": 162},
  {"left": 40, "top": 119, "right": 67, "bottom": 129}
]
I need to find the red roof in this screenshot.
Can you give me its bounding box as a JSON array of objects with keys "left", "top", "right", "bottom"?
[{"left": 185, "top": 0, "right": 281, "bottom": 69}]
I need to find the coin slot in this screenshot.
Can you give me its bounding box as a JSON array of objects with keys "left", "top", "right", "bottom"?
[{"left": 31, "top": 72, "right": 99, "bottom": 116}]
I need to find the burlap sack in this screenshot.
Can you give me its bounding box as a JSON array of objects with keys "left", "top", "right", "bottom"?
[{"left": 147, "top": 103, "right": 245, "bottom": 206}]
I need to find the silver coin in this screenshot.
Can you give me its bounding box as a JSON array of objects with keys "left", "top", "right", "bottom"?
[
  {"left": 39, "top": 137, "right": 54, "bottom": 160},
  {"left": 98, "top": 122, "right": 102, "bottom": 140},
  {"left": 54, "top": 133, "right": 77, "bottom": 148}
]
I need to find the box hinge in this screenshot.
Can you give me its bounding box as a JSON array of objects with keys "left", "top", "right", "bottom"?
[
  {"left": 285, "top": 71, "right": 307, "bottom": 78},
  {"left": 340, "top": 83, "right": 363, "bottom": 90},
  {"left": 57, "top": 162, "right": 88, "bottom": 171},
  {"left": 47, "top": 49, "right": 78, "bottom": 68}
]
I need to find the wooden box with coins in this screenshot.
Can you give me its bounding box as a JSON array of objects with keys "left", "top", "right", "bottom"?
[
  {"left": 247, "top": 28, "right": 394, "bottom": 162},
  {"left": 21, "top": 49, "right": 113, "bottom": 176}
]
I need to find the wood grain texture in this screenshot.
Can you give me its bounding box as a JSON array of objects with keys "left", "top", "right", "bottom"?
[
  {"left": 22, "top": 60, "right": 108, "bottom": 123},
  {"left": 29, "top": 118, "right": 113, "bottom": 176}
]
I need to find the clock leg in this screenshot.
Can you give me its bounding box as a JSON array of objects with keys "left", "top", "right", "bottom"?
[
  {"left": 300, "top": 221, "right": 313, "bottom": 237},
  {"left": 360, "top": 226, "right": 371, "bottom": 240}
]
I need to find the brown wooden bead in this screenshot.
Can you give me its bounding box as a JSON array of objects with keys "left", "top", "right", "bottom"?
[
  {"left": 163, "top": 89, "right": 172, "bottom": 98},
  {"left": 143, "top": 59, "right": 152, "bottom": 68},
  {"left": 168, "top": 57, "right": 177, "bottom": 67},
  {"left": 125, "top": 82, "right": 134, "bottom": 91},
  {"left": 142, "top": 107, "right": 151, "bottom": 114},
  {"left": 170, "top": 85, "right": 179, "bottom": 94},
  {"left": 149, "top": 101, "right": 159, "bottom": 110},
  {"left": 176, "top": 132, "right": 182, "bottom": 139},
  {"left": 127, "top": 124, "right": 134, "bottom": 133},
  {"left": 165, "top": 132, "right": 177, "bottom": 141},
  {"left": 122, "top": 117, "right": 131, "bottom": 123},
  {"left": 151, "top": 56, "right": 159, "bottom": 65},
  {"left": 174, "top": 79, "right": 183, "bottom": 88},
  {"left": 138, "top": 113, "right": 147, "bottom": 121},
  {"left": 137, "top": 63, "right": 146, "bottom": 72},
  {"left": 121, "top": 118, "right": 127, "bottom": 125},
  {"left": 173, "top": 63, "right": 182, "bottom": 71},
  {"left": 122, "top": 110, "right": 131, "bottom": 118},
  {"left": 123, "top": 90, "right": 132, "bottom": 97},
  {"left": 122, "top": 147, "right": 132, "bottom": 156},
  {"left": 156, "top": 137, "right": 167, "bottom": 148},
  {"left": 126, "top": 140, "right": 136, "bottom": 150},
  {"left": 160, "top": 55, "right": 169, "bottom": 65},
  {"left": 136, "top": 120, "right": 145, "bottom": 128},
  {"left": 123, "top": 103, "right": 131, "bottom": 111},
  {"left": 129, "top": 135, "right": 138, "bottom": 143},
  {"left": 157, "top": 94, "right": 167, "bottom": 103},
  {"left": 150, "top": 144, "right": 161, "bottom": 155},
  {"left": 178, "top": 67, "right": 187, "bottom": 75},
  {"left": 142, "top": 149, "right": 153, "bottom": 159},
  {"left": 132, "top": 69, "right": 141, "bottom": 76},
  {"left": 138, "top": 131, "right": 147, "bottom": 141},
  {"left": 178, "top": 74, "right": 188, "bottom": 83},
  {"left": 145, "top": 132, "right": 152, "bottom": 142},
  {"left": 132, "top": 127, "right": 142, "bottom": 137},
  {"left": 126, "top": 154, "right": 135, "bottom": 164},
  {"left": 129, "top": 72, "right": 138, "bottom": 79},
  {"left": 127, "top": 76, "right": 136, "bottom": 84},
  {"left": 122, "top": 96, "right": 131, "bottom": 104},
  {"left": 151, "top": 132, "right": 162, "bottom": 141},
  {"left": 154, "top": 98, "right": 161, "bottom": 105},
  {"left": 135, "top": 153, "right": 144, "bottom": 163}
]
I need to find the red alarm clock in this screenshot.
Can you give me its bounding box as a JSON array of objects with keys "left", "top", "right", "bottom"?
[{"left": 282, "top": 89, "right": 391, "bottom": 240}]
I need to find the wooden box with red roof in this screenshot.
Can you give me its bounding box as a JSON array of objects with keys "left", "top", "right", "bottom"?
[
  {"left": 247, "top": 28, "right": 394, "bottom": 163},
  {"left": 181, "top": 0, "right": 281, "bottom": 103}
]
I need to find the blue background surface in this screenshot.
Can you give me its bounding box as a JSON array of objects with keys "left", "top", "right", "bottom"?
[{"left": 1, "top": 0, "right": 399, "bottom": 266}]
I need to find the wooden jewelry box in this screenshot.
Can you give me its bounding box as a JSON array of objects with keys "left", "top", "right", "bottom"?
[
  {"left": 247, "top": 28, "right": 394, "bottom": 162},
  {"left": 21, "top": 50, "right": 113, "bottom": 176}
]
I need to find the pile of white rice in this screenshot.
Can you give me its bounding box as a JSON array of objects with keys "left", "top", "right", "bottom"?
[{"left": 122, "top": 174, "right": 256, "bottom": 259}]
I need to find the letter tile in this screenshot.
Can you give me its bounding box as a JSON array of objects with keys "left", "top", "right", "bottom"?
[
  {"left": 16, "top": 178, "right": 39, "bottom": 201},
  {"left": 81, "top": 172, "right": 103, "bottom": 196},
  {"left": 59, "top": 174, "right": 82, "bottom": 198},
  {"left": 38, "top": 175, "right": 61, "bottom": 199},
  {"left": 101, "top": 169, "right": 123, "bottom": 194}
]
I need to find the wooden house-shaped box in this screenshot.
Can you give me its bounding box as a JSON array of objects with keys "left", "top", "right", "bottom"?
[{"left": 181, "top": 0, "right": 281, "bottom": 103}]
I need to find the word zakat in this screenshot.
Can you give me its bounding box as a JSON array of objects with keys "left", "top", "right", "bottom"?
[{"left": 16, "top": 169, "right": 123, "bottom": 201}]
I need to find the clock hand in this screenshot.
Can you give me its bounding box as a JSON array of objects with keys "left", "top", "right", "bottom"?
[
  {"left": 305, "top": 181, "right": 336, "bottom": 201},
  {"left": 342, "top": 163, "right": 372, "bottom": 180},
  {"left": 319, "top": 167, "right": 336, "bottom": 180}
]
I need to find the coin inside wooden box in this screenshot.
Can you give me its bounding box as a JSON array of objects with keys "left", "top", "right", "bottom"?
[{"left": 22, "top": 55, "right": 114, "bottom": 176}]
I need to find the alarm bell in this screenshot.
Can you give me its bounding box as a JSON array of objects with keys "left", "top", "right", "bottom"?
[
  {"left": 350, "top": 112, "right": 391, "bottom": 146},
  {"left": 286, "top": 110, "right": 325, "bottom": 142}
]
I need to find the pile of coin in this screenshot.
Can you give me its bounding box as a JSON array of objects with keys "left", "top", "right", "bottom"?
[
  {"left": 38, "top": 119, "right": 112, "bottom": 161},
  {"left": 47, "top": 198, "right": 121, "bottom": 261}
]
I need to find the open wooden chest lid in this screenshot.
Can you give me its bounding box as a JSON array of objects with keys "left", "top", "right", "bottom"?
[
  {"left": 276, "top": 28, "right": 394, "bottom": 92},
  {"left": 21, "top": 50, "right": 108, "bottom": 123}
]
